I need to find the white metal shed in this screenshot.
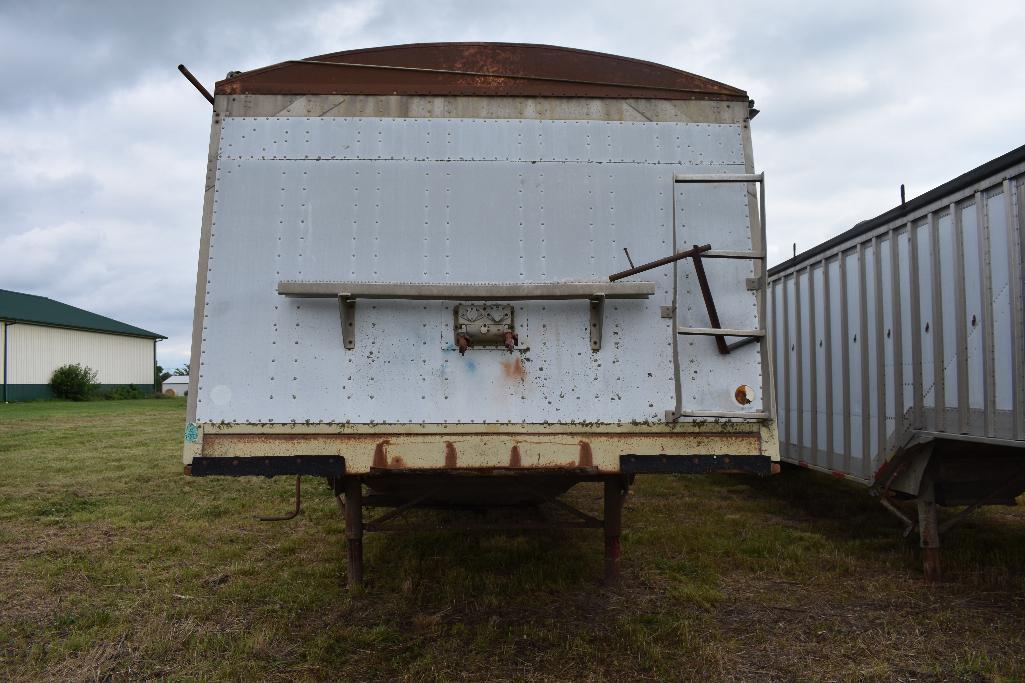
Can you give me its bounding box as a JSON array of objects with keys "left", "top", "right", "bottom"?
[{"left": 0, "top": 288, "right": 164, "bottom": 401}]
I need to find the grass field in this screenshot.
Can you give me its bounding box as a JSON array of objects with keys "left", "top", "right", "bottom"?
[{"left": 1, "top": 399, "right": 1025, "bottom": 681}]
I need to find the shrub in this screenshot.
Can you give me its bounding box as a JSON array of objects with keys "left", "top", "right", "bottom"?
[
  {"left": 50, "top": 364, "right": 99, "bottom": 401},
  {"left": 101, "top": 385, "right": 146, "bottom": 400}
]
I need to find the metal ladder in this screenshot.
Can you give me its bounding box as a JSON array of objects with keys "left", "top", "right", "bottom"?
[
  {"left": 609, "top": 172, "right": 768, "bottom": 419},
  {"left": 672, "top": 173, "right": 767, "bottom": 355},
  {"left": 673, "top": 173, "right": 768, "bottom": 419}
]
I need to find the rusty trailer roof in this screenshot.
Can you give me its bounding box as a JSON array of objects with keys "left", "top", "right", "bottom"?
[{"left": 214, "top": 42, "right": 748, "bottom": 101}]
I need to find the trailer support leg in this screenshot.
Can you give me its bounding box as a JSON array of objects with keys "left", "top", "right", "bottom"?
[
  {"left": 917, "top": 471, "right": 941, "bottom": 583},
  {"left": 344, "top": 477, "right": 364, "bottom": 587},
  {"left": 603, "top": 477, "right": 625, "bottom": 584}
]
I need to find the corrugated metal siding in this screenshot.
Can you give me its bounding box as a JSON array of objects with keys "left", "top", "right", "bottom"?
[
  {"left": 1, "top": 323, "right": 6, "bottom": 395},
  {"left": 7, "top": 323, "right": 154, "bottom": 385},
  {"left": 768, "top": 160, "right": 1025, "bottom": 484}
]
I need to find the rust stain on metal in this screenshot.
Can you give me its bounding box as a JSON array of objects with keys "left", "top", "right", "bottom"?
[
  {"left": 213, "top": 43, "right": 748, "bottom": 101},
  {"left": 389, "top": 455, "right": 407, "bottom": 468},
  {"left": 578, "top": 441, "right": 594, "bottom": 467},
  {"left": 444, "top": 441, "right": 458, "bottom": 468},
  {"left": 501, "top": 356, "right": 526, "bottom": 381},
  {"left": 509, "top": 444, "right": 522, "bottom": 467},
  {"left": 735, "top": 385, "right": 753, "bottom": 405},
  {"left": 373, "top": 440, "right": 390, "bottom": 468}
]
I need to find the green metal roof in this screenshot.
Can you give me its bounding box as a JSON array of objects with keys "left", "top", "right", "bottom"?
[{"left": 0, "top": 289, "right": 165, "bottom": 339}]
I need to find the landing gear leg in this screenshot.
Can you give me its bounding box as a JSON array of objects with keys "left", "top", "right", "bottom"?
[
  {"left": 344, "top": 477, "right": 364, "bottom": 588},
  {"left": 917, "top": 470, "right": 941, "bottom": 583},
  {"left": 603, "top": 477, "right": 626, "bottom": 584}
]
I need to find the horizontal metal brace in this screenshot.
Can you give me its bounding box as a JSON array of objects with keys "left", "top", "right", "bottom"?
[
  {"left": 911, "top": 431, "right": 1025, "bottom": 450},
  {"left": 364, "top": 521, "right": 601, "bottom": 533},
  {"left": 677, "top": 327, "right": 765, "bottom": 337},
  {"left": 187, "top": 455, "right": 345, "bottom": 477},
  {"left": 609, "top": 244, "right": 711, "bottom": 282},
  {"left": 280, "top": 281, "right": 653, "bottom": 351},
  {"left": 279, "top": 280, "right": 656, "bottom": 300},
  {"left": 703, "top": 250, "right": 766, "bottom": 259},
  {"left": 668, "top": 409, "right": 769, "bottom": 420},
  {"left": 620, "top": 454, "right": 771, "bottom": 475},
  {"left": 674, "top": 173, "right": 765, "bottom": 184}
]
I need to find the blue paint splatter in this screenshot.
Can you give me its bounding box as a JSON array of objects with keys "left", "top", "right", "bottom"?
[
  {"left": 184, "top": 423, "right": 199, "bottom": 443},
  {"left": 465, "top": 360, "right": 477, "bottom": 373}
]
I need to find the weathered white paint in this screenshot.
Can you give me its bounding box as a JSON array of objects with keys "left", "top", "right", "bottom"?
[
  {"left": 186, "top": 93, "right": 759, "bottom": 424},
  {"left": 6, "top": 323, "right": 153, "bottom": 384},
  {"left": 195, "top": 117, "right": 762, "bottom": 424},
  {"left": 183, "top": 89, "right": 777, "bottom": 471}
]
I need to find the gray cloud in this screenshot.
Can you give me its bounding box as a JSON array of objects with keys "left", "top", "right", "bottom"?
[{"left": 1, "top": 0, "right": 1023, "bottom": 370}]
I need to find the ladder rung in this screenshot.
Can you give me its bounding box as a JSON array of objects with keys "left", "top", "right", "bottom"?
[
  {"left": 677, "top": 327, "right": 765, "bottom": 337},
  {"left": 673, "top": 410, "right": 769, "bottom": 419},
  {"left": 674, "top": 173, "right": 764, "bottom": 184},
  {"left": 702, "top": 250, "right": 766, "bottom": 260}
]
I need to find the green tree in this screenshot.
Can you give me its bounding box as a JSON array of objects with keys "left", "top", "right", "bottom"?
[
  {"left": 173, "top": 362, "right": 190, "bottom": 376},
  {"left": 154, "top": 364, "right": 171, "bottom": 389}
]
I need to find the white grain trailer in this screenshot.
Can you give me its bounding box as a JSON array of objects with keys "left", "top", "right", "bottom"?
[
  {"left": 768, "top": 145, "right": 1025, "bottom": 580},
  {"left": 179, "top": 43, "right": 778, "bottom": 585}
]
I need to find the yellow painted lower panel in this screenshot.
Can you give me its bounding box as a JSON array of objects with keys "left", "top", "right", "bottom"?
[{"left": 190, "top": 422, "right": 776, "bottom": 474}]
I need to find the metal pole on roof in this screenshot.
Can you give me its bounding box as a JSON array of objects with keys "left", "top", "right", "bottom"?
[{"left": 178, "top": 64, "right": 215, "bottom": 105}]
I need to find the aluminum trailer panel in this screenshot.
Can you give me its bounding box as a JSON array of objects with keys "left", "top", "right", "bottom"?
[
  {"left": 186, "top": 114, "right": 772, "bottom": 455},
  {"left": 767, "top": 145, "right": 1025, "bottom": 579}
]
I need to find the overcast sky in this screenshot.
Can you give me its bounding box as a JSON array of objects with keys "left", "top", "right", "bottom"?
[{"left": 1, "top": 0, "right": 1022, "bottom": 370}]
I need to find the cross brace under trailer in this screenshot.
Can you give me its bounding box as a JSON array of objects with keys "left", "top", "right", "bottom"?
[{"left": 328, "top": 474, "right": 630, "bottom": 587}]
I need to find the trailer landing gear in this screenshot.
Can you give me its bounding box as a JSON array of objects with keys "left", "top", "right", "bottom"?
[
  {"left": 334, "top": 474, "right": 629, "bottom": 588},
  {"left": 916, "top": 470, "right": 941, "bottom": 582},
  {"left": 603, "top": 477, "right": 625, "bottom": 584},
  {"left": 343, "top": 477, "right": 364, "bottom": 588}
]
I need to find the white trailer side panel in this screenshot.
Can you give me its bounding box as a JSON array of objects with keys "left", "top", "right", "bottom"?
[{"left": 195, "top": 116, "right": 762, "bottom": 424}]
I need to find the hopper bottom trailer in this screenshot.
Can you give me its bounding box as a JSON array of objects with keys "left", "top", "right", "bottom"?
[
  {"left": 768, "top": 144, "right": 1025, "bottom": 580},
  {"left": 178, "top": 44, "right": 780, "bottom": 585}
]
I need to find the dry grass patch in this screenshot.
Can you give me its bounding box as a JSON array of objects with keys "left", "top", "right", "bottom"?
[{"left": 1, "top": 399, "right": 1024, "bottom": 681}]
